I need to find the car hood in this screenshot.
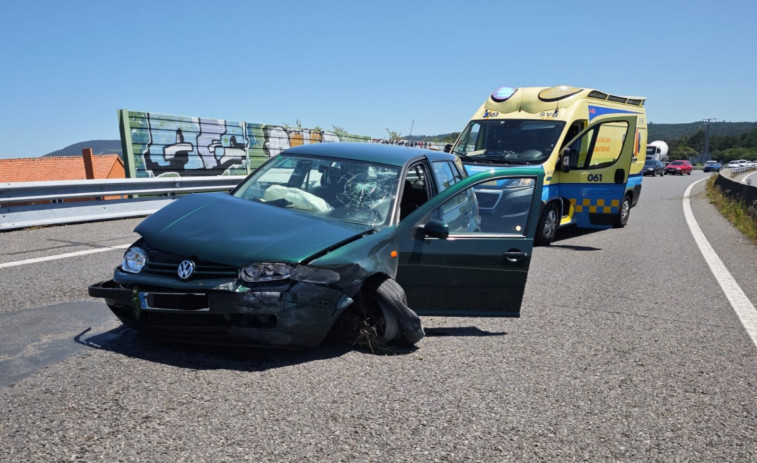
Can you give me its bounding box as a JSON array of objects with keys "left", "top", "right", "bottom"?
[{"left": 135, "top": 193, "right": 372, "bottom": 266}]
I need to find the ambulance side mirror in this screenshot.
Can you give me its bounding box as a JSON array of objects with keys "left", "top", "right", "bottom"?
[{"left": 560, "top": 148, "right": 571, "bottom": 172}]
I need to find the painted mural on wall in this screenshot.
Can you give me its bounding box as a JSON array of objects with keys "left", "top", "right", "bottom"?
[
  {"left": 370, "top": 139, "right": 444, "bottom": 150},
  {"left": 119, "top": 110, "right": 370, "bottom": 178}
]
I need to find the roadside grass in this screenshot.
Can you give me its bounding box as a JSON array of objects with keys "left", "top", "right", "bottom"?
[{"left": 706, "top": 174, "right": 757, "bottom": 245}]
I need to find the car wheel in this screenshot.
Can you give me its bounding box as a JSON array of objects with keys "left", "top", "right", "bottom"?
[
  {"left": 333, "top": 278, "right": 424, "bottom": 350},
  {"left": 367, "top": 278, "right": 424, "bottom": 346},
  {"left": 614, "top": 194, "right": 631, "bottom": 228},
  {"left": 535, "top": 202, "right": 559, "bottom": 246}
]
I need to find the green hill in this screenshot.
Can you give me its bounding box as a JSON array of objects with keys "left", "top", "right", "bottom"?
[
  {"left": 410, "top": 122, "right": 757, "bottom": 145},
  {"left": 648, "top": 122, "right": 757, "bottom": 142},
  {"left": 43, "top": 140, "right": 122, "bottom": 158}
]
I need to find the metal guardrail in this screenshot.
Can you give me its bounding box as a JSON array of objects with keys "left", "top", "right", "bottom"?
[
  {"left": 714, "top": 168, "right": 757, "bottom": 208},
  {"left": 0, "top": 176, "right": 245, "bottom": 231},
  {"left": 3, "top": 165, "right": 754, "bottom": 232},
  {"left": 724, "top": 166, "right": 755, "bottom": 175}
]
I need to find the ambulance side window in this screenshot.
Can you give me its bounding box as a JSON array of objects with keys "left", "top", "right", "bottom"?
[
  {"left": 561, "top": 121, "right": 585, "bottom": 148},
  {"left": 453, "top": 122, "right": 482, "bottom": 155}
]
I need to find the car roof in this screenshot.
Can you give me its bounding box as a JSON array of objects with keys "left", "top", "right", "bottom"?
[{"left": 282, "top": 142, "right": 456, "bottom": 167}]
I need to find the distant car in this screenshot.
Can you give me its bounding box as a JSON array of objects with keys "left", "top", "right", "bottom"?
[
  {"left": 727, "top": 160, "right": 741, "bottom": 169},
  {"left": 703, "top": 160, "right": 722, "bottom": 172},
  {"left": 665, "top": 160, "right": 693, "bottom": 175},
  {"left": 642, "top": 159, "right": 665, "bottom": 176},
  {"left": 88, "top": 142, "right": 546, "bottom": 350}
]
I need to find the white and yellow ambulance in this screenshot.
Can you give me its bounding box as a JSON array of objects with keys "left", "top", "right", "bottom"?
[{"left": 451, "top": 85, "right": 647, "bottom": 244}]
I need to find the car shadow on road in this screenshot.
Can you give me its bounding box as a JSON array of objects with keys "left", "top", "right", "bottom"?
[
  {"left": 546, "top": 226, "right": 603, "bottom": 251},
  {"left": 74, "top": 325, "right": 416, "bottom": 372}
]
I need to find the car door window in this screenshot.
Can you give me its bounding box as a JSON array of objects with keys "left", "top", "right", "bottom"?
[
  {"left": 399, "top": 163, "right": 430, "bottom": 219},
  {"left": 432, "top": 161, "right": 461, "bottom": 193},
  {"left": 431, "top": 175, "right": 537, "bottom": 236}
]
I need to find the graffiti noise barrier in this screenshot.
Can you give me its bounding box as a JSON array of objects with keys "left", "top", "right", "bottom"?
[{"left": 119, "top": 110, "right": 370, "bottom": 178}]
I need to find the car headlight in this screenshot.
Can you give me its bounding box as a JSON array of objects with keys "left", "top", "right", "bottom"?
[
  {"left": 239, "top": 263, "right": 294, "bottom": 282},
  {"left": 291, "top": 266, "right": 340, "bottom": 284},
  {"left": 122, "top": 247, "right": 147, "bottom": 274}
]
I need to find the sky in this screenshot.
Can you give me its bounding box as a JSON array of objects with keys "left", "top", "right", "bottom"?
[{"left": 1, "top": 0, "right": 756, "bottom": 158}]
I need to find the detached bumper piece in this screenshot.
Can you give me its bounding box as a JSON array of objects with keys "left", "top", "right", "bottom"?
[{"left": 88, "top": 280, "right": 345, "bottom": 349}]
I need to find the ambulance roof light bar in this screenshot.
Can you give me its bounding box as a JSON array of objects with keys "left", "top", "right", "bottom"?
[
  {"left": 490, "top": 86, "right": 517, "bottom": 102},
  {"left": 538, "top": 85, "right": 583, "bottom": 102}
]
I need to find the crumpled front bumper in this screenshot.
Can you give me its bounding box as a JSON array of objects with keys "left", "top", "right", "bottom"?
[{"left": 88, "top": 279, "right": 353, "bottom": 349}]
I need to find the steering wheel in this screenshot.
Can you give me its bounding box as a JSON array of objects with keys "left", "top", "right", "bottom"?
[{"left": 519, "top": 149, "right": 543, "bottom": 160}]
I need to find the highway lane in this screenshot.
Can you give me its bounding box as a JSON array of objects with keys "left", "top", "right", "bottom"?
[
  {"left": 1, "top": 172, "right": 756, "bottom": 461},
  {"left": 0, "top": 217, "right": 142, "bottom": 313}
]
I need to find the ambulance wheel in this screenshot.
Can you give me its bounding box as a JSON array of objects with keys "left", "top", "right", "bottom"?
[
  {"left": 615, "top": 194, "right": 631, "bottom": 228},
  {"left": 536, "top": 203, "right": 559, "bottom": 246}
]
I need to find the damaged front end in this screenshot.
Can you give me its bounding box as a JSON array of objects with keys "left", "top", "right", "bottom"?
[
  {"left": 88, "top": 237, "right": 363, "bottom": 349},
  {"left": 89, "top": 236, "right": 423, "bottom": 350},
  {"left": 89, "top": 275, "right": 355, "bottom": 349}
]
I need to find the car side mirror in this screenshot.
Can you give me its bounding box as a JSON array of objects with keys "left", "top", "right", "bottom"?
[
  {"left": 560, "top": 148, "right": 571, "bottom": 172},
  {"left": 422, "top": 219, "right": 449, "bottom": 239}
]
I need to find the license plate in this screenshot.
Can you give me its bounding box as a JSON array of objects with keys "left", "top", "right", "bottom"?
[{"left": 139, "top": 292, "right": 209, "bottom": 311}]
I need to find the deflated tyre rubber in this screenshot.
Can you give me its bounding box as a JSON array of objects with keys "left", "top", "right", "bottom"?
[{"left": 365, "top": 278, "right": 425, "bottom": 346}]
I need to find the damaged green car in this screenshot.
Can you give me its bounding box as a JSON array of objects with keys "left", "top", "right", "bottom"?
[{"left": 89, "top": 143, "right": 544, "bottom": 349}]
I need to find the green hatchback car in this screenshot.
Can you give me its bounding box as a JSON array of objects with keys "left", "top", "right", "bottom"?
[{"left": 89, "top": 143, "right": 545, "bottom": 349}]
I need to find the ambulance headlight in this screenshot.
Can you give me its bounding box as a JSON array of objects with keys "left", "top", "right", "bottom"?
[{"left": 504, "top": 178, "right": 535, "bottom": 188}]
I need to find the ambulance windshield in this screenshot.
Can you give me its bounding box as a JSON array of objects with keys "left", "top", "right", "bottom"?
[{"left": 452, "top": 119, "right": 565, "bottom": 165}]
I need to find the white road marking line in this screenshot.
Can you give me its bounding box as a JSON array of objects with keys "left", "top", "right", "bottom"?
[
  {"left": 0, "top": 244, "right": 130, "bottom": 269},
  {"left": 743, "top": 171, "right": 756, "bottom": 185},
  {"left": 684, "top": 178, "right": 757, "bottom": 350}
]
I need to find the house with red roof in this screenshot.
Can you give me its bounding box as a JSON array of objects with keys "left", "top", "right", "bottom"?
[
  {"left": 0, "top": 149, "right": 125, "bottom": 205},
  {"left": 0, "top": 150, "right": 124, "bottom": 183}
]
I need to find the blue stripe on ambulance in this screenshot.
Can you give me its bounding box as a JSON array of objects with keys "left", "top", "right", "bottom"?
[{"left": 588, "top": 105, "right": 639, "bottom": 121}]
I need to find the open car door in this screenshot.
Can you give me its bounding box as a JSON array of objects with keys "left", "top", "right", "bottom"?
[{"left": 396, "top": 167, "right": 544, "bottom": 317}]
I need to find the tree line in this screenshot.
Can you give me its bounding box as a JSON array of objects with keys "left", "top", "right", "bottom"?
[
  {"left": 668, "top": 126, "right": 757, "bottom": 162},
  {"left": 411, "top": 122, "right": 757, "bottom": 163}
]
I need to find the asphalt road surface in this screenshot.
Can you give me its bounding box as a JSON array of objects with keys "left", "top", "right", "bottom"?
[{"left": 1, "top": 171, "right": 756, "bottom": 462}]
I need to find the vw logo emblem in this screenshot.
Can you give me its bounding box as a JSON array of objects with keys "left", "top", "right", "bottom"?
[{"left": 177, "top": 260, "right": 195, "bottom": 280}]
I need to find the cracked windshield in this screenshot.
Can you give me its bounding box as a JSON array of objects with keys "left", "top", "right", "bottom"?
[
  {"left": 453, "top": 119, "right": 565, "bottom": 165},
  {"left": 233, "top": 154, "right": 401, "bottom": 227}
]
